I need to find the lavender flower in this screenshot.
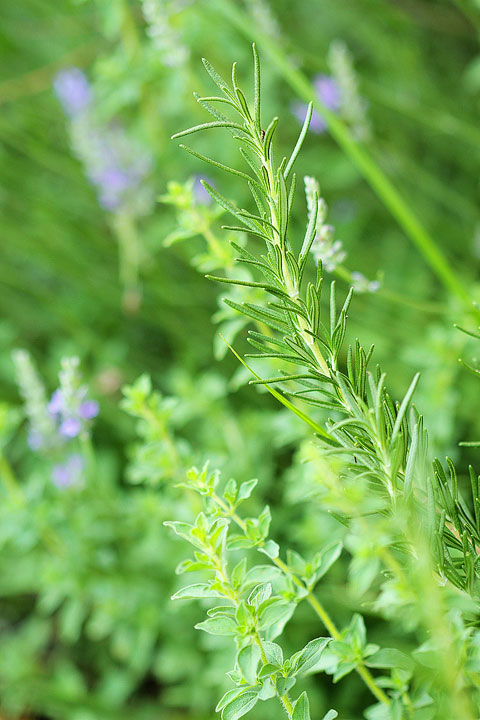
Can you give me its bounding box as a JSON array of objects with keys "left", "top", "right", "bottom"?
[
  {"left": 48, "top": 358, "right": 99, "bottom": 439},
  {"left": 328, "top": 41, "right": 370, "bottom": 142},
  {"left": 13, "top": 350, "right": 58, "bottom": 452},
  {"left": 59, "top": 417, "right": 82, "bottom": 438},
  {"left": 79, "top": 400, "right": 99, "bottom": 420},
  {"left": 291, "top": 74, "right": 341, "bottom": 134},
  {"left": 52, "top": 454, "right": 84, "bottom": 489},
  {"left": 53, "top": 68, "right": 91, "bottom": 116},
  {"left": 54, "top": 68, "right": 153, "bottom": 215}
]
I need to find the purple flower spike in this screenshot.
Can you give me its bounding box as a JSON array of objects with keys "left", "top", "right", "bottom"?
[
  {"left": 52, "top": 454, "right": 84, "bottom": 489},
  {"left": 54, "top": 68, "right": 91, "bottom": 116},
  {"left": 48, "top": 389, "right": 64, "bottom": 415},
  {"left": 60, "top": 416, "right": 82, "bottom": 438},
  {"left": 79, "top": 400, "right": 99, "bottom": 420},
  {"left": 314, "top": 75, "right": 341, "bottom": 111}
]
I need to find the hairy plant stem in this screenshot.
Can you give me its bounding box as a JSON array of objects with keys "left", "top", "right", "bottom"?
[{"left": 211, "top": 491, "right": 391, "bottom": 706}]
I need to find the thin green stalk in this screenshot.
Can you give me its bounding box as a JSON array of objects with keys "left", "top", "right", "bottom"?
[
  {"left": 211, "top": 491, "right": 391, "bottom": 707},
  {"left": 211, "top": 0, "right": 471, "bottom": 308}
]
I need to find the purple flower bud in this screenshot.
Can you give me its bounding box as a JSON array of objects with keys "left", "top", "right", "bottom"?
[
  {"left": 52, "top": 454, "right": 84, "bottom": 489},
  {"left": 48, "top": 389, "right": 64, "bottom": 415},
  {"left": 60, "top": 416, "right": 82, "bottom": 438},
  {"left": 79, "top": 400, "right": 99, "bottom": 420},
  {"left": 54, "top": 68, "right": 91, "bottom": 116}
]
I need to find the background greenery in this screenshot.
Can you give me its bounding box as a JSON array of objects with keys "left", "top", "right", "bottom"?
[{"left": 1, "top": 0, "right": 480, "bottom": 718}]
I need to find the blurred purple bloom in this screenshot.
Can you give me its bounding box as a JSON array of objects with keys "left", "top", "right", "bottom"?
[
  {"left": 193, "top": 175, "right": 213, "bottom": 205},
  {"left": 54, "top": 68, "right": 91, "bottom": 116},
  {"left": 291, "top": 74, "right": 341, "bottom": 134},
  {"left": 48, "top": 389, "right": 64, "bottom": 415},
  {"left": 28, "top": 430, "right": 44, "bottom": 451},
  {"left": 314, "top": 75, "right": 341, "bottom": 110},
  {"left": 53, "top": 71, "right": 153, "bottom": 214},
  {"left": 52, "top": 454, "right": 84, "bottom": 489},
  {"left": 60, "top": 417, "right": 82, "bottom": 438},
  {"left": 79, "top": 400, "right": 99, "bottom": 420}
]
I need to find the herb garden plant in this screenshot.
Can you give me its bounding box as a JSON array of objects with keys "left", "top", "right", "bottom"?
[{"left": 2, "top": 3, "right": 480, "bottom": 720}]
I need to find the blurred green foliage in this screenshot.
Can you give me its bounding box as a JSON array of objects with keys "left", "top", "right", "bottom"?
[{"left": 1, "top": 0, "right": 480, "bottom": 718}]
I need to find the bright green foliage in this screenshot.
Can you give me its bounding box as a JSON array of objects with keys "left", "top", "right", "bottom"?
[{"left": 2, "top": 2, "right": 480, "bottom": 720}]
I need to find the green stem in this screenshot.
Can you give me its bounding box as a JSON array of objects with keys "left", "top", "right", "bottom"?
[{"left": 212, "top": 0, "right": 471, "bottom": 308}]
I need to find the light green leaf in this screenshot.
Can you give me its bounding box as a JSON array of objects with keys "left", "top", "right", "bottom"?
[
  {"left": 171, "top": 583, "right": 219, "bottom": 600},
  {"left": 238, "top": 478, "right": 258, "bottom": 501},
  {"left": 237, "top": 644, "right": 261, "bottom": 685},
  {"left": 195, "top": 616, "right": 238, "bottom": 636},
  {"left": 312, "top": 542, "right": 343, "bottom": 584},
  {"left": 222, "top": 690, "right": 259, "bottom": 720},
  {"left": 247, "top": 583, "right": 272, "bottom": 608},
  {"left": 258, "top": 539, "right": 280, "bottom": 559},
  {"left": 292, "top": 691, "right": 311, "bottom": 720},
  {"left": 365, "top": 648, "right": 414, "bottom": 672},
  {"left": 290, "top": 637, "right": 331, "bottom": 676}
]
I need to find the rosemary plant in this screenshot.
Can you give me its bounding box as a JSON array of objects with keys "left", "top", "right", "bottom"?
[{"left": 168, "top": 47, "right": 480, "bottom": 719}]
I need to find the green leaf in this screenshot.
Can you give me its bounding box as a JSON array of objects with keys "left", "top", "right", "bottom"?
[
  {"left": 172, "top": 121, "right": 246, "bottom": 140},
  {"left": 285, "top": 102, "right": 313, "bottom": 179},
  {"left": 258, "top": 662, "right": 280, "bottom": 678},
  {"left": 238, "top": 478, "right": 258, "bottom": 501},
  {"left": 232, "top": 558, "right": 247, "bottom": 588},
  {"left": 252, "top": 43, "right": 261, "bottom": 130},
  {"left": 222, "top": 690, "right": 259, "bottom": 720},
  {"left": 365, "top": 648, "right": 414, "bottom": 672},
  {"left": 290, "top": 637, "right": 331, "bottom": 676},
  {"left": 237, "top": 644, "right": 261, "bottom": 685},
  {"left": 202, "top": 57, "right": 233, "bottom": 94},
  {"left": 195, "top": 616, "right": 238, "bottom": 636},
  {"left": 259, "top": 600, "right": 296, "bottom": 638},
  {"left": 312, "top": 542, "right": 343, "bottom": 584},
  {"left": 321, "top": 712, "right": 338, "bottom": 720},
  {"left": 258, "top": 539, "right": 280, "bottom": 559},
  {"left": 390, "top": 372, "right": 420, "bottom": 446},
  {"left": 276, "top": 676, "right": 296, "bottom": 695},
  {"left": 171, "top": 583, "right": 220, "bottom": 600},
  {"left": 292, "top": 691, "right": 311, "bottom": 720},
  {"left": 262, "top": 641, "right": 284, "bottom": 665},
  {"left": 248, "top": 582, "right": 272, "bottom": 608}
]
